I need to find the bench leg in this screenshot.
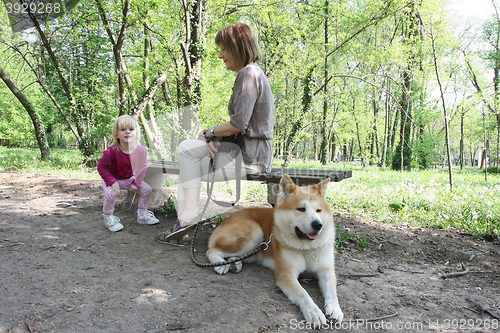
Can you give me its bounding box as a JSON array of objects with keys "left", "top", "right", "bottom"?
[
  {"left": 120, "top": 170, "right": 167, "bottom": 212},
  {"left": 267, "top": 183, "right": 279, "bottom": 206},
  {"left": 143, "top": 171, "right": 167, "bottom": 209}
]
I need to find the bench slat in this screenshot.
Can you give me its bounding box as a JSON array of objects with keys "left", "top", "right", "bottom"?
[
  {"left": 147, "top": 160, "right": 180, "bottom": 174},
  {"left": 247, "top": 168, "right": 351, "bottom": 184},
  {"left": 147, "top": 159, "right": 352, "bottom": 205},
  {"left": 147, "top": 159, "right": 352, "bottom": 183}
]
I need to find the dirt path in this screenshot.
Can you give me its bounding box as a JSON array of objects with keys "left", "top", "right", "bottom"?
[{"left": 0, "top": 171, "right": 499, "bottom": 332}]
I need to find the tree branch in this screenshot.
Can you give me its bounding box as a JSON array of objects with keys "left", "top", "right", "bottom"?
[
  {"left": 326, "top": 2, "right": 407, "bottom": 58},
  {"left": 130, "top": 71, "right": 169, "bottom": 117}
]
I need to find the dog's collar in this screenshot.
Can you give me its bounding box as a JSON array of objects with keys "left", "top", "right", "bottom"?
[{"left": 260, "top": 233, "right": 272, "bottom": 251}]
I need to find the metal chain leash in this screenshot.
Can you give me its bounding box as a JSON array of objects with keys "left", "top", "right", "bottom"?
[
  {"left": 189, "top": 149, "right": 271, "bottom": 267},
  {"left": 190, "top": 221, "right": 270, "bottom": 267}
]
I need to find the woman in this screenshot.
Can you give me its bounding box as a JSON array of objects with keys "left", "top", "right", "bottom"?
[{"left": 157, "top": 23, "right": 274, "bottom": 244}]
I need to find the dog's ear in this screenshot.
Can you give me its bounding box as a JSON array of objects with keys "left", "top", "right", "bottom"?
[
  {"left": 278, "top": 174, "right": 297, "bottom": 197},
  {"left": 279, "top": 174, "right": 297, "bottom": 195},
  {"left": 313, "top": 177, "right": 330, "bottom": 198}
]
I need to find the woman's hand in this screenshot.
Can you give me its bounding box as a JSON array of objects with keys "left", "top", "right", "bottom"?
[
  {"left": 129, "top": 184, "right": 139, "bottom": 193},
  {"left": 207, "top": 140, "right": 220, "bottom": 159}
]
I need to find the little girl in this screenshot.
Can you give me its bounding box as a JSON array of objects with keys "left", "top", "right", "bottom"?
[{"left": 97, "top": 115, "right": 159, "bottom": 231}]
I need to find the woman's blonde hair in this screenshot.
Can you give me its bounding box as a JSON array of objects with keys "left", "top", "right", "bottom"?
[
  {"left": 215, "top": 23, "right": 260, "bottom": 68},
  {"left": 112, "top": 115, "right": 140, "bottom": 147}
]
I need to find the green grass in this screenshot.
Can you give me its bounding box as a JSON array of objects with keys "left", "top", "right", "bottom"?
[
  {"left": 335, "top": 222, "right": 360, "bottom": 251},
  {"left": 325, "top": 165, "right": 500, "bottom": 238},
  {"left": 0, "top": 146, "right": 100, "bottom": 179},
  {"left": 1, "top": 147, "right": 499, "bottom": 238}
]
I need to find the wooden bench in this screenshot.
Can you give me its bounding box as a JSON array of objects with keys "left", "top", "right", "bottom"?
[{"left": 145, "top": 159, "right": 352, "bottom": 205}]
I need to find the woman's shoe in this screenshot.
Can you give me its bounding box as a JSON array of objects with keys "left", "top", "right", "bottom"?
[{"left": 156, "top": 220, "right": 196, "bottom": 245}]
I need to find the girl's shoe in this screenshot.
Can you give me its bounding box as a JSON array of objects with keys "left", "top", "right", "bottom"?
[
  {"left": 137, "top": 209, "right": 159, "bottom": 225},
  {"left": 103, "top": 215, "right": 124, "bottom": 232}
]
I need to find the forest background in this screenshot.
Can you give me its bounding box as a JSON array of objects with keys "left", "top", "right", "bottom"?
[
  {"left": 1, "top": 0, "right": 500, "bottom": 239},
  {"left": 2, "top": 0, "right": 500, "bottom": 169}
]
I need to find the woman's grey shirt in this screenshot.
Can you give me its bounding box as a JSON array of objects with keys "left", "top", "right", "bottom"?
[{"left": 228, "top": 63, "right": 274, "bottom": 172}]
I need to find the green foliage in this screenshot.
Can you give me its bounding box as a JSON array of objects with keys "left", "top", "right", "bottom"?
[
  {"left": 357, "top": 236, "right": 369, "bottom": 248},
  {"left": 413, "top": 132, "right": 437, "bottom": 169},
  {"left": 163, "top": 196, "right": 178, "bottom": 217},
  {"left": 391, "top": 144, "right": 413, "bottom": 171},
  {"left": 335, "top": 222, "right": 359, "bottom": 252},
  {"left": 0, "top": 0, "right": 497, "bottom": 191},
  {"left": 0, "top": 146, "right": 99, "bottom": 179},
  {"left": 0, "top": 101, "right": 36, "bottom": 146},
  {"left": 388, "top": 202, "right": 405, "bottom": 212},
  {"left": 0, "top": 0, "right": 492, "bottom": 169},
  {"left": 0, "top": 37, "right": 46, "bottom": 147},
  {"left": 328, "top": 165, "right": 500, "bottom": 238},
  {"left": 487, "top": 166, "right": 500, "bottom": 173},
  {"left": 206, "top": 214, "right": 226, "bottom": 227},
  {"left": 199, "top": 46, "right": 234, "bottom": 128}
]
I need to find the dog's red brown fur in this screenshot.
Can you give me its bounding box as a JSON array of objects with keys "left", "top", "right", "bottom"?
[
  {"left": 206, "top": 175, "right": 343, "bottom": 327},
  {"left": 209, "top": 208, "right": 274, "bottom": 255}
]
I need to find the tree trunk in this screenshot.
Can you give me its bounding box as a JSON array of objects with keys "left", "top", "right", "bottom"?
[
  {"left": 392, "top": 69, "right": 413, "bottom": 171},
  {"left": 319, "top": 0, "right": 329, "bottom": 165},
  {"left": 283, "top": 67, "right": 314, "bottom": 167},
  {"left": 496, "top": 116, "right": 500, "bottom": 171},
  {"left": 381, "top": 77, "right": 391, "bottom": 167},
  {"left": 482, "top": 113, "right": 488, "bottom": 181},
  {"left": 352, "top": 98, "right": 365, "bottom": 167},
  {"left": 96, "top": 2, "right": 170, "bottom": 159},
  {"left": 370, "top": 95, "right": 380, "bottom": 164},
  {"left": 0, "top": 66, "right": 50, "bottom": 160},
  {"left": 389, "top": 107, "right": 398, "bottom": 151},
  {"left": 12, "top": 44, "right": 82, "bottom": 145},
  {"left": 180, "top": 0, "right": 205, "bottom": 132},
  {"left": 460, "top": 110, "right": 465, "bottom": 170},
  {"left": 426, "top": 11, "right": 453, "bottom": 187},
  {"left": 23, "top": 0, "right": 93, "bottom": 157},
  {"left": 95, "top": 0, "right": 134, "bottom": 114}
]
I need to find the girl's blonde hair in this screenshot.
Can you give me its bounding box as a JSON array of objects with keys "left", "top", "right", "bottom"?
[
  {"left": 215, "top": 23, "right": 260, "bottom": 68},
  {"left": 112, "top": 115, "right": 140, "bottom": 147}
]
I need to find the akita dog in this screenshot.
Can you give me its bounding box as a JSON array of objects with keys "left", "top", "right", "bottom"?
[{"left": 206, "top": 175, "right": 344, "bottom": 326}]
